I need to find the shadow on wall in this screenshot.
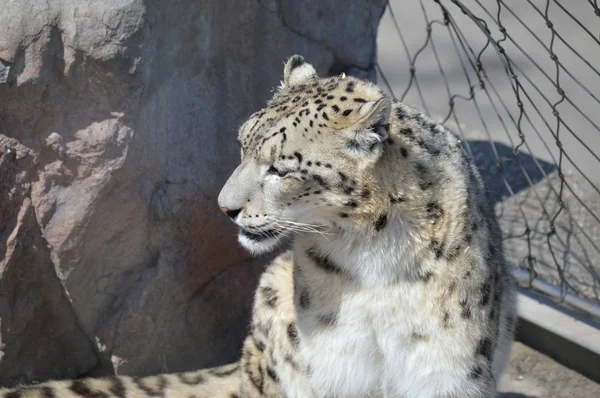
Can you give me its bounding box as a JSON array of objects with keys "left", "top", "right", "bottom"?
[{"left": 466, "top": 140, "right": 557, "bottom": 204}]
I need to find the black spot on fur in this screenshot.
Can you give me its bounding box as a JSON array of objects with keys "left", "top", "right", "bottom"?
[
  {"left": 318, "top": 313, "right": 338, "bottom": 326},
  {"left": 389, "top": 193, "right": 405, "bottom": 203},
  {"left": 480, "top": 280, "right": 492, "bottom": 306},
  {"left": 426, "top": 202, "right": 443, "bottom": 223},
  {"left": 322, "top": 112, "right": 329, "bottom": 120},
  {"left": 395, "top": 108, "right": 407, "bottom": 121},
  {"left": 347, "top": 139, "right": 360, "bottom": 151},
  {"left": 132, "top": 376, "right": 169, "bottom": 396},
  {"left": 411, "top": 333, "right": 429, "bottom": 342},
  {"left": 469, "top": 365, "right": 483, "bottom": 379},
  {"left": 313, "top": 174, "right": 327, "bottom": 187},
  {"left": 360, "top": 189, "right": 371, "bottom": 199},
  {"left": 306, "top": 247, "right": 345, "bottom": 275},
  {"left": 353, "top": 98, "right": 367, "bottom": 103},
  {"left": 287, "top": 323, "right": 299, "bottom": 346},
  {"left": 415, "top": 162, "right": 428, "bottom": 176},
  {"left": 8, "top": 388, "right": 54, "bottom": 398},
  {"left": 445, "top": 244, "right": 462, "bottom": 261},
  {"left": 266, "top": 366, "right": 279, "bottom": 382},
  {"left": 70, "top": 381, "right": 110, "bottom": 398},
  {"left": 340, "top": 96, "right": 347, "bottom": 101},
  {"left": 416, "top": 163, "right": 433, "bottom": 190},
  {"left": 284, "top": 355, "right": 300, "bottom": 370},
  {"left": 428, "top": 121, "right": 439, "bottom": 133},
  {"left": 261, "top": 286, "right": 278, "bottom": 308},
  {"left": 506, "top": 314, "right": 516, "bottom": 331},
  {"left": 374, "top": 214, "right": 388, "bottom": 231},
  {"left": 419, "top": 270, "right": 434, "bottom": 283},
  {"left": 442, "top": 312, "right": 451, "bottom": 328},
  {"left": 69, "top": 380, "right": 97, "bottom": 398},
  {"left": 346, "top": 82, "right": 355, "bottom": 93},
  {"left": 338, "top": 212, "right": 349, "bottom": 218},
  {"left": 476, "top": 338, "right": 494, "bottom": 361},
  {"left": 253, "top": 335, "right": 266, "bottom": 352},
  {"left": 399, "top": 127, "right": 414, "bottom": 138},
  {"left": 293, "top": 151, "right": 303, "bottom": 163},
  {"left": 460, "top": 298, "right": 472, "bottom": 319},
  {"left": 299, "top": 289, "right": 311, "bottom": 309},
  {"left": 108, "top": 378, "right": 126, "bottom": 398},
  {"left": 400, "top": 147, "right": 408, "bottom": 157},
  {"left": 245, "top": 360, "right": 264, "bottom": 394},
  {"left": 342, "top": 109, "right": 352, "bottom": 117},
  {"left": 344, "top": 199, "right": 358, "bottom": 208},
  {"left": 465, "top": 233, "right": 473, "bottom": 244},
  {"left": 332, "top": 105, "right": 340, "bottom": 113},
  {"left": 177, "top": 373, "right": 205, "bottom": 385},
  {"left": 429, "top": 240, "right": 444, "bottom": 259}
]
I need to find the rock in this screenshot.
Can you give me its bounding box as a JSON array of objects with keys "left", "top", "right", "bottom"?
[
  {"left": 0, "top": 0, "right": 386, "bottom": 385},
  {"left": 279, "top": 0, "right": 387, "bottom": 70},
  {"left": 0, "top": 150, "right": 105, "bottom": 386}
]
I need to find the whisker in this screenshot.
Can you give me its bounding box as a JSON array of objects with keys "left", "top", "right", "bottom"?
[{"left": 271, "top": 219, "right": 333, "bottom": 242}]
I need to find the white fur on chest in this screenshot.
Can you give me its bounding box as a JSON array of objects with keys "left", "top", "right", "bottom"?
[
  {"left": 316, "top": 216, "right": 420, "bottom": 286},
  {"left": 297, "top": 286, "right": 476, "bottom": 398},
  {"left": 291, "top": 220, "right": 478, "bottom": 398}
]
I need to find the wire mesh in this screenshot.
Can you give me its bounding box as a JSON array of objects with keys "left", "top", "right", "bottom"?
[{"left": 376, "top": 0, "right": 600, "bottom": 317}]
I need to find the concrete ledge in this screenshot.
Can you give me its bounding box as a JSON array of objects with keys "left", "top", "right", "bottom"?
[{"left": 515, "top": 288, "right": 600, "bottom": 383}]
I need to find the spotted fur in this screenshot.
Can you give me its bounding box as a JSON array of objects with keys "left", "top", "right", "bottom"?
[
  {"left": 1, "top": 55, "right": 516, "bottom": 398},
  {"left": 0, "top": 363, "right": 241, "bottom": 397},
  {"left": 219, "top": 55, "right": 517, "bottom": 397}
]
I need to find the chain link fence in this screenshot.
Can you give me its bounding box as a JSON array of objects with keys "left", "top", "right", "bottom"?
[{"left": 376, "top": 0, "right": 600, "bottom": 319}]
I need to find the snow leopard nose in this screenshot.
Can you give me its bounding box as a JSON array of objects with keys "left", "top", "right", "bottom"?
[
  {"left": 218, "top": 159, "right": 260, "bottom": 219},
  {"left": 221, "top": 207, "right": 241, "bottom": 220}
]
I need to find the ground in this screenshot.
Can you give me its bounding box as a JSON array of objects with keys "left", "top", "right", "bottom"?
[{"left": 499, "top": 342, "right": 600, "bottom": 398}]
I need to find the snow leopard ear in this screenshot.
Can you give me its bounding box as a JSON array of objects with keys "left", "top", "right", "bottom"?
[
  {"left": 283, "top": 55, "right": 317, "bottom": 88},
  {"left": 341, "top": 96, "right": 392, "bottom": 162},
  {"left": 354, "top": 97, "right": 392, "bottom": 139}
]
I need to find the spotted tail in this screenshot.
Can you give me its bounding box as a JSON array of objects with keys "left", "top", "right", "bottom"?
[{"left": 0, "top": 363, "right": 241, "bottom": 398}]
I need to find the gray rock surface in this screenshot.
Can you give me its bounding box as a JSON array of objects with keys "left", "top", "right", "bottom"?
[{"left": 0, "top": 0, "right": 386, "bottom": 387}]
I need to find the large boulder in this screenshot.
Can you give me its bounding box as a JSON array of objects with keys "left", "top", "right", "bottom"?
[{"left": 0, "top": 0, "right": 386, "bottom": 387}]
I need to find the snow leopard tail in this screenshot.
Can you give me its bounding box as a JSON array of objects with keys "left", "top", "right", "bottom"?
[{"left": 0, "top": 362, "right": 242, "bottom": 398}]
